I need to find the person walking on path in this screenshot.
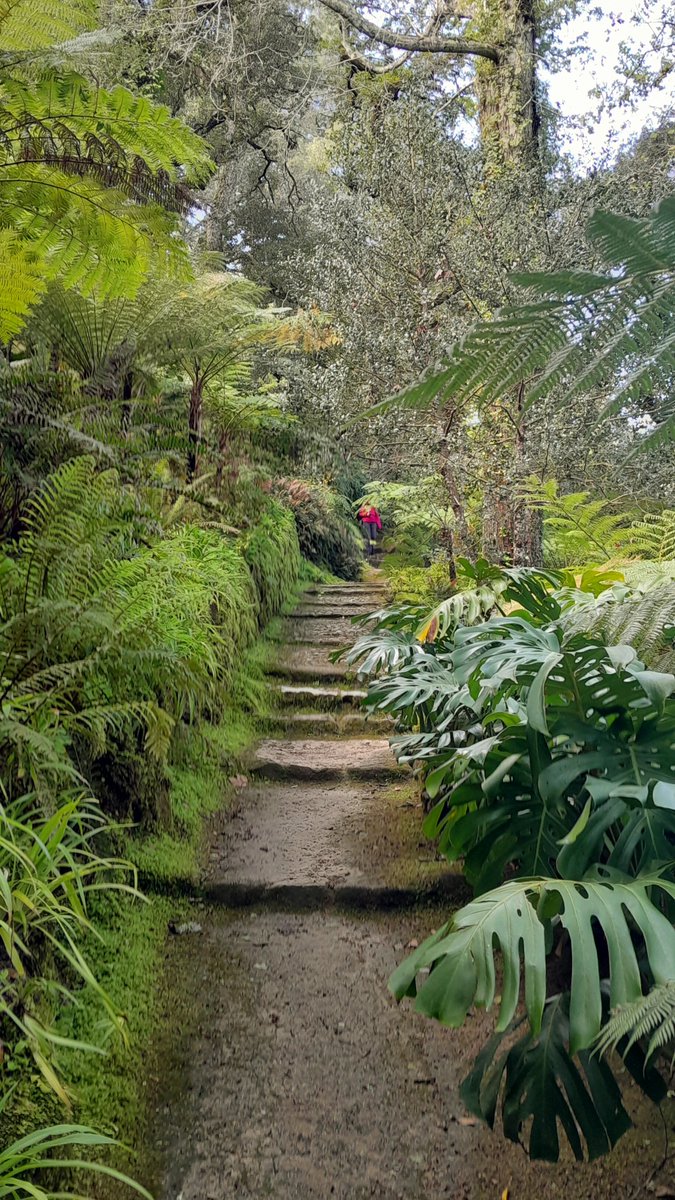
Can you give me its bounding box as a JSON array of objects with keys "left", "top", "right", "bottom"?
[{"left": 357, "top": 503, "right": 382, "bottom": 555}]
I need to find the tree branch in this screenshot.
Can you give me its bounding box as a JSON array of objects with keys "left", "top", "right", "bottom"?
[{"left": 318, "top": 0, "right": 500, "bottom": 63}]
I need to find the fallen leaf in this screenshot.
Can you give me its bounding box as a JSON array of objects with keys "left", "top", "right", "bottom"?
[
  {"left": 458, "top": 1116, "right": 476, "bottom": 1126},
  {"left": 168, "top": 920, "right": 202, "bottom": 936},
  {"left": 407, "top": 939, "right": 419, "bottom": 949},
  {"left": 228, "top": 774, "right": 248, "bottom": 790},
  {"left": 502, "top": 1189, "right": 510, "bottom": 1200}
]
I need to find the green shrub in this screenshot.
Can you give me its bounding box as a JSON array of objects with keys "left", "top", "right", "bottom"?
[
  {"left": 277, "top": 479, "right": 362, "bottom": 580},
  {"left": 243, "top": 500, "right": 301, "bottom": 626}
]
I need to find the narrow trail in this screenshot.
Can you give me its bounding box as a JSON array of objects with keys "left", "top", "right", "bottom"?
[{"left": 146, "top": 580, "right": 668, "bottom": 1200}]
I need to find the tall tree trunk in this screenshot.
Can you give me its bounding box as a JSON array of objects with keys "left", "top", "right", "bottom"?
[
  {"left": 481, "top": 485, "right": 513, "bottom": 563},
  {"left": 474, "top": 1, "right": 543, "bottom": 564},
  {"left": 187, "top": 376, "right": 203, "bottom": 482},
  {"left": 473, "top": 0, "right": 539, "bottom": 177},
  {"left": 438, "top": 526, "right": 457, "bottom": 583}
]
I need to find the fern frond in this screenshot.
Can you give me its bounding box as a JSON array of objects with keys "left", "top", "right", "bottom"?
[
  {"left": 377, "top": 195, "right": 675, "bottom": 444},
  {"left": 563, "top": 580, "right": 675, "bottom": 671},
  {"left": 0, "top": 74, "right": 213, "bottom": 200},
  {"left": 520, "top": 478, "right": 636, "bottom": 565},
  {"left": 2, "top": 162, "right": 192, "bottom": 299},
  {"left": 596, "top": 981, "right": 675, "bottom": 1063},
  {"left": 624, "top": 511, "right": 675, "bottom": 562},
  {"left": 0, "top": 0, "right": 96, "bottom": 51},
  {"left": 0, "top": 229, "right": 46, "bottom": 337}
]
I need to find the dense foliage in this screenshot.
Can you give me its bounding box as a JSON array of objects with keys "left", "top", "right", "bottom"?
[{"left": 277, "top": 479, "right": 363, "bottom": 580}]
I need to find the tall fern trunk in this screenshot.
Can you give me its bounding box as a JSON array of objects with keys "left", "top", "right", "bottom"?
[
  {"left": 216, "top": 429, "right": 238, "bottom": 494},
  {"left": 120, "top": 370, "right": 133, "bottom": 436},
  {"left": 511, "top": 384, "right": 543, "bottom": 565},
  {"left": 481, "top": 487, "right": 512, "bottom": 563},
  {"left": 187, "top": 377, "right": 203, "bottom": 481},
  {"left": 513, "top": 501, "right": 542, "bottom": 566}
]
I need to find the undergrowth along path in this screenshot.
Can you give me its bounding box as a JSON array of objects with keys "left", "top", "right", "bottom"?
[{"left": 148, "top": 580, "right": 668, "bottom": 1200}]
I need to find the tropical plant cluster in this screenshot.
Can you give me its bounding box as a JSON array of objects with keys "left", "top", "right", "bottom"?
[
  {"left": 347, "top": 561, "right": 675, "bottom": 1161},
  {"left": 0, "top": 448, "right": 303, "bottom": 1121}
]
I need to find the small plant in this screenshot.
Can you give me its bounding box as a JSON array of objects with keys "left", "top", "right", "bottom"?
[{"left": 0, "top": 1120, "right": 152, "bottom": 1200}]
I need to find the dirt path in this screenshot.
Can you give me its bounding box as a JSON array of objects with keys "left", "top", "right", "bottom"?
[{"left": 148, "top": 582, "right": 672, "bottom": 1200}]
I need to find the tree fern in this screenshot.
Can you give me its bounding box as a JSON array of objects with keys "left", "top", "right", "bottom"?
[
  {"left": 624, "top": 510, "right": 675, "bottom": 561},
  {"left": 0, "top": 8, "right": 214, "bottom": 334},
  {"left": 519, "top": 478, "right": 637, "bottom": 565},
  {"left": 374, "top": 195, "right": 675, "bottom": 448}
]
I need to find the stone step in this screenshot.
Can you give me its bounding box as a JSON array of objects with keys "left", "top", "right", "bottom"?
[
  {"left": 293, "top": 601, "right": 381, "bottom": 617},
  {"left": 270, "top": 711, "right": 392, "bottom": 737},
  {"left": 250, "top": 738, "right": 401, "bottom": 782},
  {"left": 272, "top": 683, "right": 368, "bottom": 709},
  {"left": 283, "top": 616, "right": 366, "bottom": 646},
  {"left": 269, "top": 644, "right": 355, "bottom": 683},
  {"left": 202, "top": 876, "right": 467, "bottom": 910},
  {"left": 304, "top": 584, "right": 387, "bottom": 597},
  {"left": 205, "top": 779, "right": 459, "bottom": 901}
]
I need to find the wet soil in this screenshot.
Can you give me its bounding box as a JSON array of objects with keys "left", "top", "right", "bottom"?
[{"left": 147, "top": 579, "right": 675, "bottom": 1200}]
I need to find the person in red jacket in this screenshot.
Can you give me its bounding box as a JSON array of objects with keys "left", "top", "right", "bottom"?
[{"left": 357, "top": 503, "right": 382, "bottom": 555}]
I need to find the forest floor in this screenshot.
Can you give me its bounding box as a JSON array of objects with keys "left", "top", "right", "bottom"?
[{"left": 142, "top": 577, "right": 675, "bottom": 1200}]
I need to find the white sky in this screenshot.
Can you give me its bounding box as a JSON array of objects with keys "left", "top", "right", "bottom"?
[{"left": 544, "top": 0, "right": 674, "bottom": 167}]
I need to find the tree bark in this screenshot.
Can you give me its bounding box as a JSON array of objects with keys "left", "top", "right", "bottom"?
[
  {"left": 481, "top": 486, "right": 513, "bottom": 563},
  {"left": 510, "top": 383, "right": 544, "bottom": 565},
  {"left": 318, "top": 0, "right": 499, "bottom": 61},
  {"left": 473, "top": 0, "right": 539, "bottom": 177}
]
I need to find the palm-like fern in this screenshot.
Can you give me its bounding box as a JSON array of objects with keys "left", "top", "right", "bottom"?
[
  {"left": 625, "top": 510, "right": 675, "bottom": 561},
  {"left": 376, "top": 195, "right": 675, "bottom": 447},
  {"left": 0, "top": 3, "right": 213, "bottom": 335},
  {"left": 0, "top": 457, "right": 259, "bottom": 792},
  {"left": 519, "top": 478, "right": 636, "bottom": 565}
]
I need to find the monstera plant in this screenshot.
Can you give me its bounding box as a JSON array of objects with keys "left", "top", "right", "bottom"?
[{"left": 348, "top": 566, "right": 675, "bottom": 1161}]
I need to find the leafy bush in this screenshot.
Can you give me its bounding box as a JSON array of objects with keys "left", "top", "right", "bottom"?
[
  {"left": 349, "top": 564, "right": 675, "bottom": 1162},
  {"left": 0, "top": 791, "right": 137, "bottom": 1103},
  {"left": 243, "top": 500, "right": 301, "bottom": 626},
  {"left": 277, "top": 479, "right": 362, "bottom": 580}
]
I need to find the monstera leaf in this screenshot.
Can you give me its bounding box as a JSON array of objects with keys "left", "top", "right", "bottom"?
[
  {"left": 389, "top": 875, "right": 675, "bottom": 1053},
  {"left": 460, "top": 996, "right": 666, "bottom": 1162}
]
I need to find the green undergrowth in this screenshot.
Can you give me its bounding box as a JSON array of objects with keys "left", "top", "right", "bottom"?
[
  {"left": 383, "top": 558, "right": 454, "bottom": 604},
  {"left": 128, "top": 636, "right": 274, "bottom": 889},
  {"left": 0, "top": 596, "right": 285, "bottom": 1174}
]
